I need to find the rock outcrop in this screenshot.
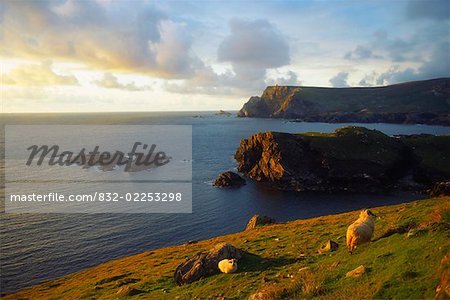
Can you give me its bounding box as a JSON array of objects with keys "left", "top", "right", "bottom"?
[
  {"left": 174, "top": 243, "right": 243, "bottom": 286},
  {"left": 235, "top": 126, "right": 450, "bottom": 193},
  {"left": 429, "top": 182, "right": 450, "bottom": 197},
  {"left": 213, "top": 171, "right": 246, "bottom": 188},
  {"left": 318, "top": 240, "right": 339, "bottom": 253},
  {"left": 245, "top": 215, "right": 276, "bottom": 230},
  {"left": 237, "top": 78, "right": 450, "bottom": 125}
]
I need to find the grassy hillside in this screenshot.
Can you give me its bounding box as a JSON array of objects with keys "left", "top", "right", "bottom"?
[{"left": 5, "top": 196, "right": 450, "bottom": 299}]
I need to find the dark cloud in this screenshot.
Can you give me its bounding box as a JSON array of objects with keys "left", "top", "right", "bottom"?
[
  {"left": 374, "top": 32, "right": 419, "bottom": 62},
  {"left": 360, "top": 42, "right": 449, "bottom": 86},
  {"left": 329, "top": 72, "right": 349, "bottom": 87},
  {"left": 345, "top": 45, "right": 382, "bottom": 60},
  {"left": 417, "top": 41, "right": 449, "bottom": 78},
  {"left": 218, "top": 18, "right": 290, "bottom": 68},
  {"left": 406, "top": 0, "right": 450, "bottom": 21},
  {"left": 375, "top": 67, "right": 418, "bottom": 85}
]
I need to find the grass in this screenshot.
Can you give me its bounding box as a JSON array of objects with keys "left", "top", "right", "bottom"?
[
  {"left": 3, "top": 196, "right": 449, "bottom": 299},
  {"left": 260, "top": 79, "right": 449, "bottom": 115}
]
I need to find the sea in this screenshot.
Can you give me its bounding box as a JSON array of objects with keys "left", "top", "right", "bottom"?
[{"left": 1, "top": 111, "right": 449, "bottom": 294}]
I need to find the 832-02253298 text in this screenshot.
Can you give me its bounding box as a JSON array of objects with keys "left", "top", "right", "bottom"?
[{"left": 9, "top": 192, "right": 183, "bottom": 202}]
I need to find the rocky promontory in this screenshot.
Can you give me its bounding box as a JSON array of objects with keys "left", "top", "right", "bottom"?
[
  {"left": 238, "top": 78, "right": 450, "bottom": 125},
  {"left": 235, "top": 126, "right": 450, "bottom": 193}
]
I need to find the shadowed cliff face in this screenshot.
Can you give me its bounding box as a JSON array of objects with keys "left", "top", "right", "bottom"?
[
  {"left": 235, "top": 126, "right": 450, "bottom": 192},
  {"left": 237, "top": 78, "right": 450, "bottom": 125}
]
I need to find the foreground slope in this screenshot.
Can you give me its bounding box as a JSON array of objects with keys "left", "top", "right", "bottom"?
[
  {"left": 5, "top": 196, "right": 449, "bottom": 299},
  {"left": 238, "top": 78, "right": 450, "bottom": 125}
]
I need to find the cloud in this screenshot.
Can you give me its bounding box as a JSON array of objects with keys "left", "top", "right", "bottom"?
[
  {"left": 417, "top": 41, "right": 449, "bottom": 78},
  {"left": 93, "top": 73, "right": 152, "bottom": 91},
  {"left": 218, "top": 18, "right": 290, "bottom": 68},
  {"left": 163, "top": 18, "right": 292, "bottom": 96},
  {"left": 329, "top": 72, "right": 349, "bottom": 87},
  {"left": 187, "top": 18, "right": 291, "bottom": 93},
  {"left": 148, "top": 20, "right": 202, "bottom": 78},
  {"left": 345, "top": 45, "right": 382, "bottom": 60},
  {"left": 370, "top": 41, "right": 450, "bottom": 86},
  {"left": 2, "top": 61, "right": 78, "bottom": 86},
  {"left": 0, "top": 1, "right": 205, "bottom": 79},
  {"left": 358, "top": 72, "right": 378, "bottom": 87},
  {"left": 406, "top": 0, "right": 450, "bottom": 21},
  {"left": 266, "top": 70, "right": 301, "bottom": 86}
]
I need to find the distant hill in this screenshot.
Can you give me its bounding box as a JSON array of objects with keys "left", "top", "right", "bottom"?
[{"left": 238, "top": 78, "right": 450, "bottom": 125}]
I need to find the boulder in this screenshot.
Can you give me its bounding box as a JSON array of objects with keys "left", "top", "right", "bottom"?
[
  {"left": 174, "top": 243, "right": 243, "bottom": 286},
  {"left": 346, "top": 265, "right": 366, "bottom": 278},
  {"left": 245, "top": 215, "right": 276, "bottom": 230},
  {"left": 213, "top": 171, "right": 246, "bottom": 188},
  {"left": 318, "top": 240, "right": 339, "bottom": 253}
]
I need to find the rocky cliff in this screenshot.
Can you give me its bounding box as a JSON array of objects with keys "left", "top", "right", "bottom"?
[
  {"left": 235, "top": 126, "right": 450, "bottom": 192},
  {"left": 237, "top": 78, "right": 450, "bottom": 125}
]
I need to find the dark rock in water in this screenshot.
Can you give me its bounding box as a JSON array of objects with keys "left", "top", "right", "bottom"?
[
  {"left": 235, "top": 126, "right": 450, "bottom": 193},
  {"left": 213, "top": 171, "right": 246, "bottom": 188},
  {"left": 429, "top": 181, "right": 450, "bottom": 196},
  {"left": 215, "top": 110, "right": 232, "bottom": 116},
  {"left": 174, "top": 243, "right": 243, "bottom": 286},
  {"left": 237, "top": 78, "right": 450, "bottom": 125},
  {"left": 318, "top": 240, "right": 339, "bottom": 253},
  {"left": 245, "top": 215, "right": 276, "bottom": 230}
]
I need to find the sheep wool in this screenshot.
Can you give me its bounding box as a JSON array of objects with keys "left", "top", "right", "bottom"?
[
  {"left": 346, "top": 209, "right": 377, "bottom": 254},
  {"left": 218, "top": 258, "right": 238, "bottom": 274}
]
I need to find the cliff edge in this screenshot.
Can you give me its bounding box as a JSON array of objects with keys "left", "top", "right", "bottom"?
[{"left": 237, "top": 78, "right": 450, "bottom": 125}]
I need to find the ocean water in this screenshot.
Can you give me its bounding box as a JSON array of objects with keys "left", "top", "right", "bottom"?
[{"left": 1, "top": 112, "right": 449, "bottom": 294}]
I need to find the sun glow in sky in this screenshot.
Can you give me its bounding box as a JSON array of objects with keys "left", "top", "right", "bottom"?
[{"left": 1, "top": 0, "right": 449, "bottom": 112}]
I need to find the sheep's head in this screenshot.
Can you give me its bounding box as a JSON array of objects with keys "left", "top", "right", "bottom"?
[
  {"left": 228, "top": 259, "right": 237, "bottom": 267},
  {"left": 361, "top": 209, "right": 377, "bottom": 219}
]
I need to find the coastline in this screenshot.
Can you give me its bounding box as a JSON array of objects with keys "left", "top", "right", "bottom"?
[{"left": 5, "top": 196, "right": 449, "bottom": 299}]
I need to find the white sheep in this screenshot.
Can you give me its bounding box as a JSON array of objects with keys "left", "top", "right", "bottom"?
[
  {"left": 346, "top": 209, "right": 377, "bottom": 254},
  {"left": 218, "top": 258, "right": 238, "bottom": 274}
]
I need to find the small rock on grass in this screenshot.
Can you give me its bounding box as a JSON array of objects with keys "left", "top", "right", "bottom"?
[
  {"left": 116, "top": 286, "right": 141, "bottom": 296},
  {"left": 346, "top": 265, "right": 366, "bottom": 277},
  {"left": 318, "top": 240, "right": 339, "bottom": 253}
]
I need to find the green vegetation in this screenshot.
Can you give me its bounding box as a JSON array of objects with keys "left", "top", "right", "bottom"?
[
  {"left": 300, "top": 126, "right": 404, "bottom": 163},
  {"left": 5, "top": 196, "right": 449, "bottom": 299},
  {"left": 401, "top": 135, "right": 450, "bottom": 175}
]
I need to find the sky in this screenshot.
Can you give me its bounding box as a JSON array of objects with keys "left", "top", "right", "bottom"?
[{"left": 1, "top": 0, "right": 449, "bottom": 113}]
